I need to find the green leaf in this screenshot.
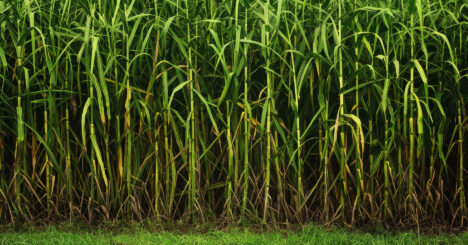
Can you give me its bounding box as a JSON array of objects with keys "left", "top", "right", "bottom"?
[
  {"left": 193, "top": 89, "right": 220, "bottom": 135},
  {"left": 90, "top": 130, "right": 108, "bottom": 187},
  {"left": 0, "top": 45, "right": 7, "bottom": 71},
  {"left": 409, "top": 0, "right": 416, "bottom": 14},
  {"left": 381, "top": 78, "right": 390, "bottom": 113},
  {"left": 81, "top": 98, "right": 92, "bottom": 150},
  {"left": 413, "top": 59, "right": 428, "bottom": 103},
  {"left": 217, "top": 72, "right": 233, "bottom": 107}
]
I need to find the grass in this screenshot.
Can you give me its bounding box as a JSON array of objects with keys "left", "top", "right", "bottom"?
[
  {"left": 0, "top": 0, "right": 467, "bottom": 228},
  {"left": 1, "top": 224, "right": 468, "bottom": 245}
]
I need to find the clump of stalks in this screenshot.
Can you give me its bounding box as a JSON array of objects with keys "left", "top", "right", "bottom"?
[{"left": 0, "top": 0, "right": 467, "bottom": 228}]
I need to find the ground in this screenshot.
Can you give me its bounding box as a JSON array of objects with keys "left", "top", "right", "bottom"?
[{"left": 1, "top": 224, "right": 467, "bottom": 244}]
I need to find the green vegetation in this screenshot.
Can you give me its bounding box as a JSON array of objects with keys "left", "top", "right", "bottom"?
[
  {"left": 0, "top": 0, "right": 467, "bottom": 229},
  {"left": 1, "top": 225, "right": 467, "bottom": 245}
]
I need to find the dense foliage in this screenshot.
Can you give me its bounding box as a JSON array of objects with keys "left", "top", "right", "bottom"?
[{"left": 0, "top": 0, "right": 467, "bottom": 227}]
